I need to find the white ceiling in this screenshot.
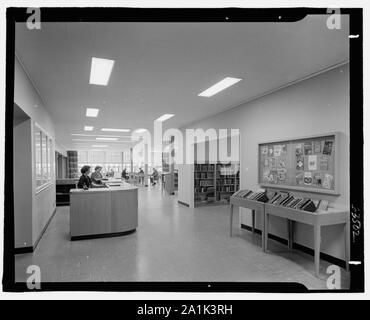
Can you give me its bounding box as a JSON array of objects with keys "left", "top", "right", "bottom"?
[{"left": 15, "top": 16, "right": 349, "bottom": 150}]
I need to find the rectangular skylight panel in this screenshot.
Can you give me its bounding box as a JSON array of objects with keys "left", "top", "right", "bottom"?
[
  {"left": 198, "top": 77, "right": 242, "bottom": 97},
  {"left": 89, "top": 57, "right": 115, "bottom": 86},
  {"left": 86, "top": 108, "right": 99, "bottom": 117},
  {"left": 101, "top": 128, "right": 130, "bottom": 132}
]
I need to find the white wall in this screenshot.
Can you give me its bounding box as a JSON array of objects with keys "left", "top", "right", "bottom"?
[
  {"left": 13, "top": 118, "right": 33, "bottom": 248},
  {"left": 178, "top": 164, "right": 194, "bottom": 207},
  {"left": 181, "top": 64, "right": 349, "bottom": 260},
  {"left": 14, "top": 55, "right": 57, "bottom": 248}
]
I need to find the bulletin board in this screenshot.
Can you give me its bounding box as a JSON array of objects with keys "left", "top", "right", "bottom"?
[{"left": 258, "top": 132, "right": 340, "bottom": 195}]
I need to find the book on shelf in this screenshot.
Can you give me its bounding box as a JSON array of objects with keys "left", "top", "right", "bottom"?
[
  {"left": 280, "top": 195, "right": 294, "bottom": 206},
  {"left": 317, "top": 199, "right": 329, "bottom": 211},
  {"left": 301, "top": 200, "right": 317, "bottom": 212}
]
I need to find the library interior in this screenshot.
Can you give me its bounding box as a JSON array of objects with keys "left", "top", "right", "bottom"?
[{"left": 12, "top": 15, "right": 351, "bottom": 289}]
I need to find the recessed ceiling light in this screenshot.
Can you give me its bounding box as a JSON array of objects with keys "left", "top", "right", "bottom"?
[
  {"left": 86, "top": 108, "right": 99, "bottom": 117},
  {"left": 92, "top": 145, "right": 108, "bottom": 147},
  {"left": 134, "top": 128, "right": 147, "bottom": 133},
  {"left": 155, "top": 114, "right": 175, "bottom": 122},
  {"left": 96, "top": 137, "right": 118, "bottom": 141},
  {"left": 101, "top": 128, "right": 130, "bottom": 132},
  {"left": 73, "top": 138, "right": 133, "bottom": 143},
  {"left": 84, "top": 126, "right": 94, "bottom": 131},
  {"left": 198, "top": 77, "right": 242, "bottom": 97},
  {"left": 89, "top": 57, "right": 115, "bottom": 86},
  {"left": 71, "top": 133, "right": 131, "bottom": 138}
]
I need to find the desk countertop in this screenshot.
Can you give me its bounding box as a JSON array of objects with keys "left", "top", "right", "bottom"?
[
  {"left": 70, "top": 182, "right": 137, "bottom": 194},
  {"left": 56, "top": 179, "right": 79, "bottom": 185}
]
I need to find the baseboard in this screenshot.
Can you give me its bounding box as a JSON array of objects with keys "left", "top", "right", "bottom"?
[
  {"left": 71, "top": 229, "right": 136, "bottom": 241},
  {"left": 32, "top": 206, "right": 57, "bottom": 252},
  {"left": 178, "top": 200, "right": 190, "bottom": 207},
  {"left": 240, "top": 224, "right": 346, "bottom": 269},
  {"left": 14, "top": 246, "right": 33, "bottom": 254}
]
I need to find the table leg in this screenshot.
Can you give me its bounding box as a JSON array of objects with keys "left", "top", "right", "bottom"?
[
  {"left": 264, "top": 212, "right": 269, "bottom": 253},
  {"left": 344, "top": 218, "right": 350, "bottom": 272},
  {"left": 287, "top": 220, "right": 293, "bottom": 251},
  {"left": 252, "top": 209, "right": 255, "bottom": 238},
  {"left": 261, "top": 207, "right": 265, "bottom": 252},
  {"left": 230, "top": 204, "right": 234, "bottom": 237},
  {"left": 314, "top": 222, "right": 321, "bottom": 277}
]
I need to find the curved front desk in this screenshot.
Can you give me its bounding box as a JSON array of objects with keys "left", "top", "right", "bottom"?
[{"left": 69, "top": 182, "right": 138, "bottom": 240}]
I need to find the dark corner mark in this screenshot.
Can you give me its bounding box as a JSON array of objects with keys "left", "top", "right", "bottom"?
[
  {"left": 348, "top": 8, "right": 364, "bottom": 293},
  {"left": 3, "top": 7, "right": 16, "bottom": 292}
]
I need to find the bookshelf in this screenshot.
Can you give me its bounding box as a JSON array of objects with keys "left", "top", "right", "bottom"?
[
  {"left": 67, "top": 151, "right": 78, "bottom": 178},
  {"left": 194, "top": 162, "right": 240, "bottom": 207},
  {"left": 174, "top": 170, "right": 178, "bottom": 191},
  {"left": 162, "top": 152, "right": 170, "bottom": 173}
]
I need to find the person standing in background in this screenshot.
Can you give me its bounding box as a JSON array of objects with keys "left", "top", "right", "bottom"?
[
  {"left": 138, "top": 168, "right": 144, "bottom": 186},
  {"left": 121, "top": 168, "right": 128, "bottom": 180},
  {"left": 151, "top": 168, "right": 159, "bottom": 186}
]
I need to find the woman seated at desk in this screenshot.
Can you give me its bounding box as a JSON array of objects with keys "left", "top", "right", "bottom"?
[
  {"left": 77, "top": 165, "right": 92, "bottom": 189},
  {"left": 77, "top": 165, "right": 107, "bottom": 189},
  {"left": 91, "top": 165, "right": 104, "bottom": 185}
]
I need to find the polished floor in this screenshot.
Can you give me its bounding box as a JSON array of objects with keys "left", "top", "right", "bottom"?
[{"left": 15, "top": 185, "right": 350, "bottom": 289}]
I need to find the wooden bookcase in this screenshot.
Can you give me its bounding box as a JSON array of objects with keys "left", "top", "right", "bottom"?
[
  {"left": 194, "top": 162, "right": 239, "bottom": 207},
  {"left": 67, "top": 150, "right": 78, "bottom": 178},
  {"left": 174, "top": 170, "right": 178, "bottom": 191}
]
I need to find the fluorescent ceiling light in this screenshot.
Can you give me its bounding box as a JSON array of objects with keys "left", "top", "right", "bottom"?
[
  {"left": 73, "top": 139, "right": 132, "bottom": 143},
  {"left": 101, "top": 128, "right": 130, "bottom": 132},
  {"left": 71, "top": 133, "right": 132, "bottom": 138},
  {"left": 134, "top": 128, "right": 147, "bottom": 133},
  {"left": 155, "top": 114, "right": 174, "bottom": 122},
  {"left": 84, "top": 126, "right": 94, "bottom": 131},
  {"left": 89, "top": 57, "right": 115, "bottom": 86},
  {"left": 92, "top": 145, "right": 108, "bottom": 147},
  {"left": 96, "top": 137, "right": 118, "bottom": 141},
  {"left": 86, "top": 108, "right": 99, "bottom": 117},
  {"left": 198, "top": 77, "right": 242, "bottom": 97}
]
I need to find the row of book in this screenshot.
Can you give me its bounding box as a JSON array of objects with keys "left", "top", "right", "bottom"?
[
  {"left": 216, "top": 179, "right": 237, "bottom": 186},
  {"left": 195, "top": 172, "right": 214, "bottom": 179},
  {"left": 195, "top": 164, "right": 215, "bottom": 172},
  {"left": 232, "top": 190, "right": 269, "bottom": 203},
  {"left": 231, "top": 189, "right": 329, "bottom": 212},
  {"left": 217, "top": 186, "right": 235, "bottom": 193},
  {"left": 195, "top": 186, "right": 215, "bottom": 193},
  {"left": 195, "top": 186, "right": 236, "bottom": 193},
  {"left": 194, "top": 163, "right": 239, "bottom": 173},
  {"left": 267, "top": 192, "right": 317, "bottom": 212},
  {"left": 198, "top": 179, "right": 214, "bottom": 186},
  {"left": 194, "top": 172, "right": 239, "bottom": 179}
]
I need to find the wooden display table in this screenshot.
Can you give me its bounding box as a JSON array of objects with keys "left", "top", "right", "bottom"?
[
  {"left": 264, "top": 203, "right": 350, "bottom": 277},
  {"left": 229, "top": 196, "right": 265, "bottom": 251}
]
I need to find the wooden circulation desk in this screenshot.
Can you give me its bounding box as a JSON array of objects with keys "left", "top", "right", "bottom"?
[{"left": 70, "top": 182, "right": 138, "bottom": 240}]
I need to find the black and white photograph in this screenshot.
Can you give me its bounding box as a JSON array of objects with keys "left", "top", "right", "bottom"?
[{"left": 0, "top": 1, "right": 367, "bottom": 301}]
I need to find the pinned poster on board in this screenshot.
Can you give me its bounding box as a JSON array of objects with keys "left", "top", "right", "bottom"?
[{"left": 258, "top": 132, "right": 339, "bottom": 194}]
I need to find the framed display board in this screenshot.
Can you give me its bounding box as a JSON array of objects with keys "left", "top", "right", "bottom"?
[{"left": 258, "top": 132, "right": 340, "bottom": 195}]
